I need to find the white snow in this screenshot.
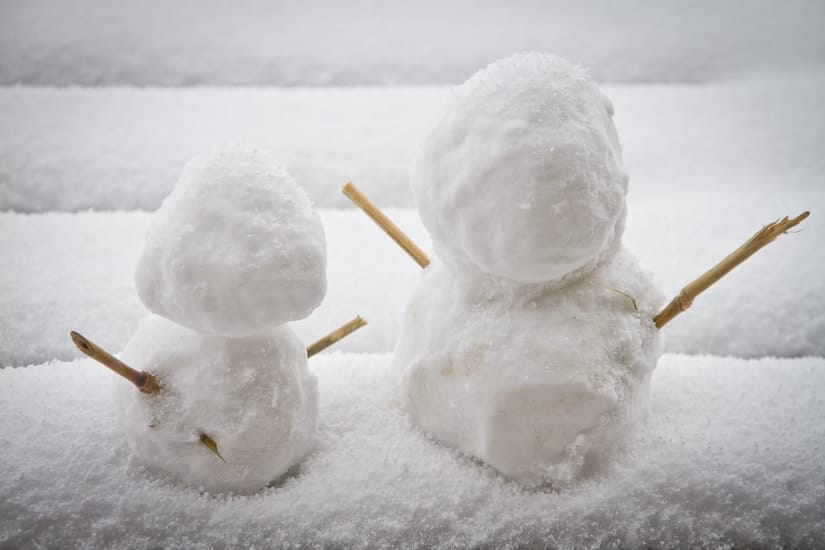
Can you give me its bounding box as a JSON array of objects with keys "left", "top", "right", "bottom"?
[
  {"left": 397, "top": 53, "right": 666, "bottom": 483},
  {"left": 1, "top": 353, "right": 823, "bottom": 547},
  {"left": 394, "top": 251, "right": 663, "bottom": 484},
  {"left": 115, "top": 315, "right": 318, "bottom": 494},
  {"left": 135, "top": 144, "right": 326, "bottom": 336},
  {"left": 412, "top": 54, "right": 627, "bottom": 283},
  {"left": 1, "top": 0, "right": 823, "bottom": 86},
  {"left": 0, "top": 86, "right": 445, "bottom": 212},
  {"left": 1, "top": 196, "right": 821, "bottom": 367},
  {"left": 1, "top": 77, "right": 823, "bottom": 212},
  {"left": 1, "top": 4, "right": 821, "bottom": 542}
]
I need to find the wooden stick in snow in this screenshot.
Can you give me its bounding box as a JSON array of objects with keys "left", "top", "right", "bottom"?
[
  {"left": 653, "top": 211, "right": 810, "bottom": 329},
  {"left": 307, "top": 316, "right": 367, "bottom": 358},
  {"left": 71, "top": 331, "right": 229, "bottom": 462},
  {"left": 342, "top": 182, "right": 431, "bottom": 268},
  {"left": 70, "top": 331, "right": 161, "bottom": 394}
]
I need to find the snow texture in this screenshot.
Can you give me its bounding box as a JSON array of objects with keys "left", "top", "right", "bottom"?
[
  {"left": 1, "top": 0, "right": 824, "bottom": 86},
  {"left": 394, "top": 251, "right": 663, "bottom": 484},
  {"left": 135, "top": 144, "right": 326, "bottom": 336},
  {"left": 1, "top": 77, "right": 823, "bottom": 213},
  {"left": 116, "top": 316, "right": 318, "bottom": 494},
  {"left": 1, "top": 353, "right": 823, "bottom": 548},
  {"left": 1, "top": 194, "right": 821, "bottom": 367},
  {"left": 413, "top": 53, "right": 626, "bottom": 283}
]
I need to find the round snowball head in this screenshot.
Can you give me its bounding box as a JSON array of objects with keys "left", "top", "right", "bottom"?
[
  {"left": 412, "top": 53, "right": 627, "bottom": 284},
  {"left": 136, "top": 144, "right": 327, "bottom": 336},
  {"left": 115, "top": 315, "right": 319, "bottom": 494}
]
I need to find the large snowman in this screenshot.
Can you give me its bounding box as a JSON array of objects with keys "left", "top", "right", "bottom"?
[{"left": 393, "top": 53, "right": 664, "bottom": 485}]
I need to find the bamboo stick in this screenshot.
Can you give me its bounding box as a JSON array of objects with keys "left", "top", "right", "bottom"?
[
  {"left": 71, "top": 331, "right": 229, "bottom": 461},
  {"left": 654, "top": 211, "right": 809, "bottom": 329},
  {"left": 342, "top": 182, "right": 431, "bottom": 268},
  {"left": 307, "top": 316, "right": 367, "bottom": 357},
  {"left": 70, "top": 331, "right": 161, "bottom": 394}
]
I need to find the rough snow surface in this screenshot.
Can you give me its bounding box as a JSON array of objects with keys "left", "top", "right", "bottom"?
[
  {"left": 413, "top": 53, "right": 627, "bottom": 283},
  {"left": 1, "top": 353, "right": 823, "bottom": 547},
  {"left": 2, "top": 78, "right": 823, "bottom": 212},
  {"left": 135, "top": 144, "right": 326, "bottom": 336},
  {"left": 1, "top": 0, "right": 824, "bottom": 86},
  {"left": 394, "top": 251, "right": 663, "bottom": 484},
  {"left": 116, "top": 316, "right": 318, "bottom": 494},
  {"left": 1, "top": 197, "right": 821, "bottom": 367}
]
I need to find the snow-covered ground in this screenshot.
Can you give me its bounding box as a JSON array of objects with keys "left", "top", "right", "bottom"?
[
  {"left": 2, "top": 77, "right": 823, "bottom": 211},
  {"left": 1, "top": 353, "right": 823, "bottom": 548},
  {"left": 2, "top": 0, "right": 824, "bottom": 86}
]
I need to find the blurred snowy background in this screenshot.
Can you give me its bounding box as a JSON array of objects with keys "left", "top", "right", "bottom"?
[
  {"left": 2, "top": 0, "right": 824, "bottom": 86},
  {"left": 2, "top": 1, "right": 825, "bottom": 547}
]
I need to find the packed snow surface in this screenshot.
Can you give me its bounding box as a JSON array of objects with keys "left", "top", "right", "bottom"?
[
  {"left": 1, "top": 195, "right": 821, "bottom": 367},
  {"left": 394, "top": 251, "right": 663, "bottom": 484},
  {"left": 413, "top": 53, "right": 627, "bottom": 283},
  {"left": 1, "top": 353, "right": 823, "bottom": 547},
  {"left": 135, "top": 145, "right": 326, "bottom": 336},
  {"left": 115, "top": 315, "right": 318, "bottom": 494}
]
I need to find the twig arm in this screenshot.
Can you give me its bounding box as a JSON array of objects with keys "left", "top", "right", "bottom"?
[
  {"left": 342, "top": 182, "right": 431, "bottom": 268},
  {"left": 70, "top": 331, "right": 161, "bottom": 394},
  {"left": 654, "top": 211, "right": 809, "bottom": 329},
  {"left": 307, "top": 316, "right": 368, "bottom": 357}
]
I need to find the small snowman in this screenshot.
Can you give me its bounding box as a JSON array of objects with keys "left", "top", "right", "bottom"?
[
  {"left": 389, "top": 53, "right": 664, "bottom": 486},
  {"left": 76, "top": 144, "right": 331, "bottom": 493}
]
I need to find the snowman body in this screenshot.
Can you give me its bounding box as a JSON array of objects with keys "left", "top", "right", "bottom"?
[
  {"left": 117, "top": 317, "right": 318, "bottom": 493},
  {"left": 393, "top": 53, "right": 663, "bottom": 485},
  {"left": 394, "top": 251, "right": 661, "bottom": 484}
]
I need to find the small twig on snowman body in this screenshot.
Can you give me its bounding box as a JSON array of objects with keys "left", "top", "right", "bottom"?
[
  {"left": 70, "top": 331, "right": 228, "bottom": 462},
  {"left": 199, "top": 433, "right": 226, "bottom": 463},
  {"left": 343, "top": 182, "right": 431, "bottom": 268},
  {"left": 654, "top": 211, "right": 810, "bottom": 329},
  {"left": 610, "top": 288, "right": 638, "bottom": 311},
  {"left": 70, "top": 331, "right": 161, "bottom": 394},
  {"left": 307, "top": 316, "right": 368, "bottom": 358}
]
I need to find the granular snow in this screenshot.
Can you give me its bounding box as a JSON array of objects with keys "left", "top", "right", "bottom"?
[{"left": 1, "top": 353, "right": 823, "bottom": 548}]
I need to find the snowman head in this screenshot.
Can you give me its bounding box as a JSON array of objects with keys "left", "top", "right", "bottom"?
[
  {"left": 412, "top": 53, "right": 627, "bottom": 285},
  {"left": 135, "top": 144, "right": 327, "bottom": 337}
]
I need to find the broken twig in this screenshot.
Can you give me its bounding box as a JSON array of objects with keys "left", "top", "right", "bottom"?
[
  {"left": 70, "top": 331, "right": 161, "bottom": 394},
  {"left": 307, "top": 316, "right": 367, "bottom": 358},
  {"left": 654, "top": 211, "right": 810, "bottom": 329}
]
